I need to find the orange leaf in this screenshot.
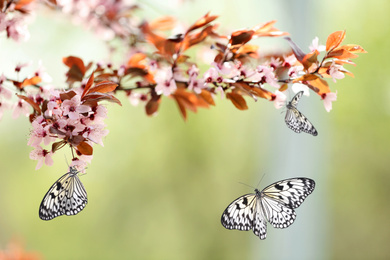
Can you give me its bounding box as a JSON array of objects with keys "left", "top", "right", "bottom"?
[
  {"left": 198, "top": 90, "right": 215, "bottom": 106},
  {"left": 252, "top": 20, "right": 288, "bottom": 37},
  {"left": 186, "top": 12, "right": 218, "bottom": 33},
  {"left": 326, "top": 30, "right": 346, "bottom": 52},
  {"left": 335, "top": 44, "right": 367, "bottom": 54},
  {"left": 149, "top": 16, "right": 177, "bottom": 31},
  {"left": 292, "top": 73, "right": 319, "bottom": 83},
  {"left": 20, "top": 76, "right": 41, "bottom": 88},
  {"left": 326, "top": 49, "right": 358, "bottom": 60},
  {"left": 307, "top": 77, "right": 330, "bottom": 95},
  {"left": 302, "top": 51, "right": 319, "bottom": 71},
  {"left": 127, "top": 53, "right": 147, "bottom": 68},
  {"left": 81, "top": 72, "right": 95, "bottom": 98},
  {"left": 77, "top": 141, "right": 93, "bottom": 156},
  {"left": 16, "top": 94, "right": 41, "bottom": 114},
  {"left": 226, "top": 92, "right": 248, "bottom": 110}
]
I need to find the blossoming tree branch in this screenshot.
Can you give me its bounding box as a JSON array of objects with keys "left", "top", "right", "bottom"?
[{"left": 0, "top": 0, "right": 366, "bottom": 170}]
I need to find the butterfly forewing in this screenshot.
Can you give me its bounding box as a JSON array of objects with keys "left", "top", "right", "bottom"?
[
  {"left": 221, "top": 177, "right": 315, "bottom": 239},
  {"left": 285, "top": 91, "right": 318, "bottom": 136},
  {"left": 262, "top": 178, "right": 315, "bottom": 209},
  {"left": 221, "top": 194, "right": 257, "bottom": 231},
  {"left": 39, "top": 166, "right": 88, "bottom": 220}
]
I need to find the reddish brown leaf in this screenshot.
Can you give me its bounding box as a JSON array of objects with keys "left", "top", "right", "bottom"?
[
  {"left": 77, "top": 141, "right": 93, "bottom": 155},
  {"left": 63, "top": 56, "right": 86, "bottom": 82},
  {"left": 16, "top": 94, "right": 41, "bottom": 114},
  {"left": 233, "top": 82, "right": 273, "bottom": 100},
  {"left": 182, "top": 25, "right": 216, "bottom": 51},
  {"left": 226, "top": 92, "right": 248, "bottom": 110},
  {"left": 186, "top": 12, "right": 218, "bottom": 34},
  {"left": 81, "top": 72, "right": 95, "bottom": 98},
  {"left": 145, "top": 96, "right": 160, "bottom": 116},
  {"left": 87, "top": 81, "right": 118, "bottom": 94},
  {"left": 229, "top": 30, "right": 255, "bottom": 46},
  {"left": 326, "top": 30, "right": 346, "bottom": 52},
  {"left": 60, "top": 90, "right": 77, "bottom": 101},
  {"left": 82, "top": 92, "right": 122, "bottom": 106},
  {"left": 52, "top": 140, "right": 67, "bottom": 153}
]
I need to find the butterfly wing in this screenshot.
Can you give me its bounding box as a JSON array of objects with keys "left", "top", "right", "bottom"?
[
  {"left": 285, "top": 92, "right": 318, "bottom": 136},
  {"left": 285, "top": 105, "right": 318, "bottom": 136},
  {"left": 39, "top": 169, "right": 88, "bottom": 220},
  {"left": 260, "top": 178, "right": 315, "bottom": 228},
  {"left": 221, "top": 193, "right": 257, "bottom": 232},
  {"left": 221, "top": 192, "right": 269, "bottom": 240},
  {"left": 289, "top": 91, "right": 303, "bottom": 108}
]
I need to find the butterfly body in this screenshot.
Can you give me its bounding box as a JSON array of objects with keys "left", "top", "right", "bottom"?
[
  {"left": 39, "top": 166, "right": 88, "bottom": 220},
  {"left": 221, "top": 177, "right": 315, "bottom": 239},
  {"left": 285, "top": 91, "right": 318, "bottom": 136}
]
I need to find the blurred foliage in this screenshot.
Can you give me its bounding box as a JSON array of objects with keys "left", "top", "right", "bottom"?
[{"left": 0, "top": 0, "right": 386, "bottom": 259}]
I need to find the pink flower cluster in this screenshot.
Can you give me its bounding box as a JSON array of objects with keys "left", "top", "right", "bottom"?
[
  {"left": 0, "top": 5, "right": 31, "bottom": 42},
  {"left": 28, "top": 92, "right": 109, "bottom": 170}
]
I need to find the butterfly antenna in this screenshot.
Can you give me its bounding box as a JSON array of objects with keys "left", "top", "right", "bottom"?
[
  {"left": 256, "top": 173, "right": 266, "bottom": 188},
  {"left": 238, "top": 182, "right": 256, "bottom": 189}
]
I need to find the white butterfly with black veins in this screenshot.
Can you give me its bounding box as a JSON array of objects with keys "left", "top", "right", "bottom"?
[
  {"left": 285, "top": 91, "right": 318, "bottom": 136},
  {"left": 39, "top": 166, "right": 88, "bottom": 220},
  {"left": 221, "top": 177, "right": 315, "bottom": 239}
]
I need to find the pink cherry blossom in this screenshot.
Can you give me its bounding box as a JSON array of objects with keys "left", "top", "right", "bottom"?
[
  {"left": 61, "top": 95, "right": 91, "bottom": 120},
  {"left": 273, "top": 90, "right": 287, "bottom": 109},
  {"left": 29, "top": 146, "right": 53, "bottom": 170},
  {"left": 328, "top": 62, "right": 345, "bottom": 82},
  {"left": 322, "top": 91, "right": 337, "bottom": 112},
  {"left": 188, "top": 78, "right": 205, "bottom": 94},
  {"left": 6, "top": 18, "right": 30, "bottom": 42},
  {"left": 203, "top": 67, "right": 220, "bottom": 84},
  {"left": 309, "top": 37, "right": 326, "bottom": 52},
  {"left": 28, "top": 116, "right": 54, "bottom": 147},
  {"left": 254, "top": 65, "right": 279, "bottom": 88},
  {"left": 82, "top": 124, "right": 109, "bottom": 146},
  {"left": 128, "top": 92, "right": 149, "bottom": 106},
  {"left": 283, "top": 54, "right": 297, "bottom": 68},
  {"left": 12, "top": 99, "right": 30, "bottom": 119},
  {"left": 154, "top": 68, "right": 177, "bottom": 96}
]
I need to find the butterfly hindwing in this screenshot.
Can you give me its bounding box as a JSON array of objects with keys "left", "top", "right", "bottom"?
[
  {"left": 39, "top": 166, "right": 88, "bottom": 220},
  {"left": 221, "top": 177, "right": 315, "bottom": 239},
  {"left": 285, "top": 91, "right": 318, "bottom": 136}
]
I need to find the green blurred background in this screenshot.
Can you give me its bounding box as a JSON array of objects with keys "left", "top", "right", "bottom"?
[{"left": 0, "top": 0, "right": 387, "bottom": 259}]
